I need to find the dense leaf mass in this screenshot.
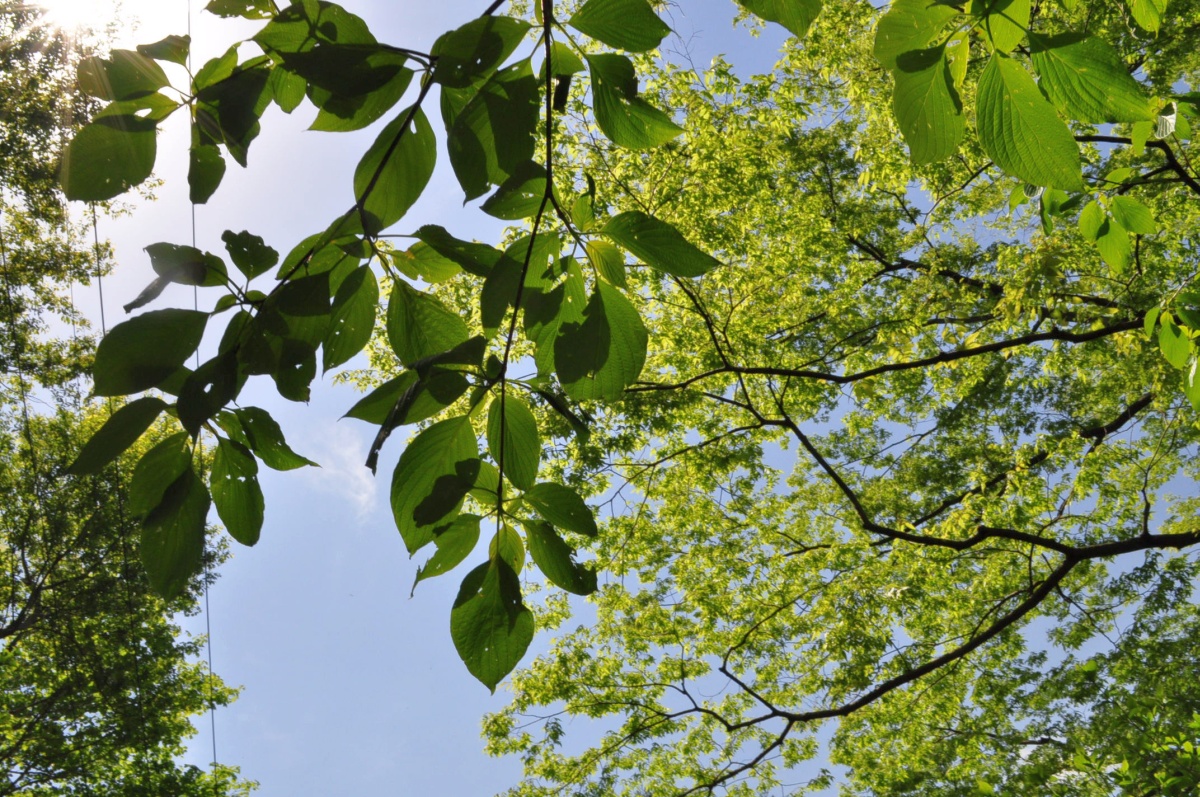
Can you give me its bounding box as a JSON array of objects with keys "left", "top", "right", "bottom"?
[{"left": 50, "top": 0, "right": 1200, "bottom": 793}]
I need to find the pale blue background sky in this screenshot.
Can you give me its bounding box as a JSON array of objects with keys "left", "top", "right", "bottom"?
[{"left": 79, "top": 1, "right": 790, "bottom": 793}]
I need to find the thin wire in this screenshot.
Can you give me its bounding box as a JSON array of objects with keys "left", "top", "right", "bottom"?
[
  {"left": 187, "top": 0, "right": 220, "bottom": 767},
  {"left": 90, "top": 204, "right": 106, "bottom": 335}
]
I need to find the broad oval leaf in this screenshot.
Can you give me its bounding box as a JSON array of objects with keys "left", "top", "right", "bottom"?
[
  {"left": 414, "top": 514, "right": 482, "bottom": 590},
  {"left": 892, "top": 45, "right": 965, "bottom": 165},
  {"left": 77, "top": 50, "right": 169, "bottom": 101},
  {"left": 603, "top": 211, "right": 721, "bottom": 277},
  {"left": 431, "top": 15, "right": 532, "bottom": 88},
  {"left": 324, "top": 265, "right": 379, "bottom": 372},
  {"left": 874, "top": 0, "right": 961, "bottom": 70},
  {"left": 971, "top": 0, "right": 1029, "bottom": 52},
  {"left": 93, "top": 309, "right": 208, "bottom": 397},
  {"left": 524, "top": 519, "right": 597, "bottom": 596},
  {"left": 1030, "top": 33, "right": 1153, "bottom": 124},
  {"left": 60, "top": 115, "right": 157, "bottom": 202},
  {"left": 481, "top": 161, "right": 548, "bottom": 220},
  {"left": 1127, "top": 0, "right": 1167, "bottom": 32},
  {"left": 127, "top": 433, "right": 192, "bottom": 519},
  {"left": 1159, "top": 316, "right": 1191, "bottom": 368},
  {"left": 445, "top": 61, "right": 539, "bottom": 201},
  {"left": 1110, "top": 196, "right": 1158, "bottom": 235},
  {"left": 221, "top": 406, "right": 317, "bottom": 471},
  {"left": 522, "top": 482, "right": 598, "bottom": 537},
  {"left": 391, "top": 416, "right": 480, "bottom": 554},
  {"left": 140, "top": 466, "right": 209, "bottom": 599},
  {"left": 450, "top": 559, "right": 534, "bottom": 692},
  {"left": 976, "top": 54, "right": 1082, "bottom": 189},
  {"left": 353, "top": 105, "right": 436, "bottom": 235},
  {"left": 487, "top": 393, "right": 540, "bottom": 491},
  {"left": 210, "top": 437, "right": 264, "bottom": 546},
  {"left": 587, "top": 54, "right": 683, "bottom": 150},
  {"left": 222, "top": 230, "right": 278, "bottom": 280},
  {"left": 145, "top": 242, "right": 229, "bottom": 288},
  {"left": 68, "top": 397, "right": 168, "bottom": 475},
  {"left": 555, "top": 280, "right": 649, "bottom": 401},
  {"left": 569, "top": 0, "right": 671, "bottom": 52},
  {"left": 736, "top": 0, "right": 822, "bottom": 38},
  {"left": 387, "top": 281, "right": 470, "bottom": 366}
]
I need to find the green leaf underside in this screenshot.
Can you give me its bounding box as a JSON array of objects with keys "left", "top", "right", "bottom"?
[
  {"left": 736, "top": 0, "right": 822, "bottom": 38},
  {"left": 522, "top": 482, "right": 598, "bottom": 537},
  {"left": 446, "top": 61, "right": 539, "bottom": 201},
  {"left": 874, "top": 0, "right": 961, "bottom": 71},
  {"left": 222, "top": 229, "right": 279, "bottom": 279},
  {"left": 431, "top": 15, "right": 532, "bottom": 88},
  {"left": 391, "top": 416, "right": 479, "bottom": 554},
  {"left": 524, "top": 520, "right": 597, "bottom": 596},
  {"left": 976, "top": 54, "right": 1082, "bottom": 189},
  {"left": 145, "top": 243, "right": 228, "bottom": 288},
  {"left": 450, "top": 559, "right": 533, "bottom": 691},
  {"left": 487, "top": 394, "right": 540, "bottom": 491},
  {"left": 415, "top": 514, "right": 482, "bottom": 588},
  {"left": 569, "top": 0, "right": 671, "bottom": 52},
  {"left": 588, "top": 54, "right": 683, "bottom": 150},
  {"left": 387, "top": 281, "right": 471, "bottom": 366},
  {"left": 1159, "top": 317, "right": 1191, "bottom": 368},
  {"left": 190, "top": 143, "right": 226, "bottom": 204},
  {"left": 971, "top": 0, "right": 1029, "bottom": 53},
  {"left": 60, "top": 115, "right": 157, "bottom": 202},
  {"left": 77, "top": 50, "right": 168, "bottom": 101},
  {"left": 353, "top": 106, "right": 436, "bottom": 235},
  {"left": 1128, "top": 0, "right": 1167, "bottom": 32},
  {"left": 140, "top": 467, "right": 209, "bottom": 599},
  {"left": 344, "top": 370, "right": 468, "bottom": 428},
  {"left": 489, "top": 524, "right": 525, "bottom": 572},
  {"left": 1111, "top": 196, "right": 1158, "bottom": 234},
  {"left": 1030, "top": 33, "right": 1153, "bottom": 123},
  {"left": 324, "top": 266, "right": 379, "bottom": 371},
  {"left": 481, "top": 161, "right": 547, "bottom": 220},
  {"left": 603, "top": 211, "right": 721, "bottom": 277},
  {"left": 892, "top": 45, "right": 965, "bottom": 165},
  {"left": 68, "top": 397, "right": 168, "bottom": 475},
  {"left": 224, "top": 407, "right": 317, "bottom": 470},
  {"left": 127, "top": 432, "right": 192, "bottom": 519},
  {"left": 92, "top": 310, "right": 208, "bottom": 397},
  {"left": 211, "top": 438, "right": 264, "bottom": 546},
  {"left": 555, "top": 280, "right": 649, "bottom": 401}
]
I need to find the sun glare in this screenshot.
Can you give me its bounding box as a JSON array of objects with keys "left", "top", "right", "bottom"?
[
  {"left": 32, "top": 0, "right": 185, "bottom": 49},
  {"left": 34, "top": 0, "right": 122, "bottom": 34}
]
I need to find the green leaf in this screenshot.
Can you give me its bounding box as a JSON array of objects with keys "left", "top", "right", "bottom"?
[
  {"left": 137, "top": 35, "right": 191, "bottom": 66},
  {"left": 569, "top": 0, "right": 671, "bottom": 52},
  {"left": 221, "top": 230, "right": 278, "bottom": 280},
  {"left": 874, "top": 0, "right": 961, "bottom": 71},
  {"left": 971, "top": 0, "right": 1029, "bottom": 52},
  {"left": 522, "top": 482, "right": 598, "bottom": 536},
  {"left": 1144, "top": 307, "right": 1161, "bottom": 339},
  {"left": 412, "top": 225, "right": 503, "bottom": 277},
  {"left": 487, "top": 394, "right": 541, "bottom": 491},
  {"left": 1080, "top": 202, "right": 1132, "bottom": 274},
  {"left": 210, "top": 438, "right": 264, "bottom": 546},
  {"left": 68, "top": 397, "right": 169, "bottom": 475},
  {"left": 387, "top": 281, "right": 470, "bottom": 366},
  {"left": 445, "top": 61, "right": 540, "bottom": 201},
  {"left": 1110, "top": 196, "right": 1158, "bottom": 235},
  {"left": 127, "top": 432, "right": 192, "bottom": 518},
  {"left": 1184, "top": 359, "right": 1200, "bottom": 412},
  {"left": 189, "top": 142, "right": 226, "bottom": 204},
  {"left": 481, "top": 161, "right": 548, "bottom": 220},
  {"left": 431, "top": 15, "right": 532, "bottom": 88},
  {"left": 194, "top": 61, "right": 272, "bottom": 167},
  {"left": 603, "top": 211, "right": 720, "bottom": 277},
  {"left": 92, "top": 310, "right": 208, "bottom": 397},
  {"left": 1127, "top": 0, "right": 1167, "bottom": 32},
  {"left": 976, "top": 53, "right": 1082, "bottom": 189},
  {"left": 555, "top": 280, "right": 648, "bottom": 401},
  {"left": 205, "top": 0, "right": 275, "bottom": 18},
  {"left": 140, "top": 467, "right": 209, "bottom": 599},
  {"left": 489, "top": 524, "right": 526, "bottom": 572},
  {"left": 177, "top": 352, "right": 241, "bottom": 435},
  {"left": 305, "top": 50, "right": 414, "bottom": 132},
  {"left": 269, "top": 66, "right": 307, "bottom": 113},
  {"left": 1030, "top": 33, "right": 1154, "bottom": 123},
  {"left": 226, "top": 406, "right": 317, "bottom": 470},
  {"left": 587, "top": 240, "right": 627, "bottom": 288},
  {"left": 353, "top": 106, "right": 436, "bottom": 235},
  {"left": 524, "top": 520, "right": 597, "bottom": 596},
  {"left": 324, "top": 266, "right": 378, "bottom": 372},
  {"left": 414, "top": 514, "right": 482, "bottom": 589},
  {"left": 77, "top": 50, "right": 169, "bottom": 101},
  {"left": 547, "top": 42, "right": 586, "bottom": 77},
  {"left": 395, "top": 241, "right": 462, "bottom": 283},
  {"left": 1159, "top": 316, "right": 1191, "bottom": 368},
  {"left": 892, "top": 45, "right": 965, "bottom": 165},
  {"left": 450, "top": 559, "right": 533, "bottom": 691},
  {"left": 736, "top": 0, "right": 823, "bottom": 38},
  {"left": 145, "top": 243, "right": 229, "bottom": 288},
  {"left": 587, "top": 54, "right": 683, "bottom": 150},
  {"left": 254, "top": 1, "right": 375, "bottom": 54},
  {"left": 344, "top": 370, "right": 468, "bottom": 428},
  {"left": 60, "top": 114, "right": 157, "bottom": 202},
  {"left": 391, "top": 416, "right": 480, "bottom": 554}
]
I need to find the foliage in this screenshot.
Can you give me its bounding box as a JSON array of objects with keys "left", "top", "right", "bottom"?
[
  {"left": 58, "top": 0, "right": 1200, "bottom": 792},
  {"left": 1, "top": 5, "right": 254, "bottom": 792}
]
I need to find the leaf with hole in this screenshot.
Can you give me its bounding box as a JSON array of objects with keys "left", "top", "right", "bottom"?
[
  {"left": 211, "top": 437, "right": 264, "bottom": 546},
  {"left": 353, "top": 106, "right": 436, "bottom": 235},
  {"left": 450, "top": 559, "right": 533, "bottom": 691},
  {"left": 324, "top": 266, "right": 378, "bottom": 372}
]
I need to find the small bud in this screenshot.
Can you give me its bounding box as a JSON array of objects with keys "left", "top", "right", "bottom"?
[{"left": 1156, "top": 102, "right": 1177, "bottom": 139}]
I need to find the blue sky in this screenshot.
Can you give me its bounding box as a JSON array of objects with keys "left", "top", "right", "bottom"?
[{"left": 79, "top": 1, "right": 789, "bottom": 792}]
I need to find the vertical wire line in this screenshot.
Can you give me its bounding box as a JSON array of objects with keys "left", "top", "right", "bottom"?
[{"left": 90, "top": 204, "right": 105, "bottom": 336}]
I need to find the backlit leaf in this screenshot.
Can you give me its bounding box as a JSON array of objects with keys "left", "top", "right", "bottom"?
[
  {"left": 1030, "top": 33, "right": 1153, "bottom": 123},
  {"left": 391, "top": 416, "right": 480, "bottom": 554},
  {"left": 603, "top": 211, "right": 720, "bottom": 277},
  {"left": 60, "top": 115, "right": 157, "bottom": 202},
  {"left": 522, "top": 482, "right": 598, "bottom": 536},
  {"left": 140, "top": 467, "right": 209, "bottom": 599},
  {"left": 523, "top": 520, "right": 597, "bottom": 595},
  {"left": 387, "top": 281, "right": 470, "bottom": 366},
  {"left": 324, "top": 265, "right": 378, "bottom": 371},
  {"left": 737, "top": 0, "right": 823, "bottom": 38},
  {"left": 569, "top": 0, "right": 671, "bottom": 52},
  {"left": 68, "top": 397, "right": 168, "bottom": 475},
  {"left": 874, "top": 0, "right": 961, "bottom": 70},
  {"left": 93, "top": 310, "right": 208, "bottom": 397},
  {"left": 892, "top": 45, "right": 965, "bottom": 165},
  {"left": 353, "top": 106, "right": 436, "bottom": 234},
  {"left": 450, "top": 559, "right": 533, "bottom": 691},
  {"left": 588, "top": 54, "right": 683, "bottom": 150},
  {"left": 487, "top": 394, "right": 540, "bottom": 491},
  {"left": 210, "top": 438, "right": 264, "bottom": 546}
]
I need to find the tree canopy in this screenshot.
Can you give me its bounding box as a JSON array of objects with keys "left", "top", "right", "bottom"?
[
  {"left": 54, "top": 0, "right": 1200, "bottom": 793},
  {"left": 1, "top": 3, "right": 254, "bottom": 792}
]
